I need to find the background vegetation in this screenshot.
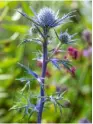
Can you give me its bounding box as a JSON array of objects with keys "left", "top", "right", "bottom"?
[{"left": 0, "top": 1, "right": 92, "bottom": 123}]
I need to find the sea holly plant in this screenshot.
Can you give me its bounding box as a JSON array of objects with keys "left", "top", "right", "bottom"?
[{"left": 11, "top": 7, "right": 78, "bottom": 123}]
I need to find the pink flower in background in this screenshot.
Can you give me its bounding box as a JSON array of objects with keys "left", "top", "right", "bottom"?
[
  {"left": 45, "top": 70, "right": 51, "bottom": 78},
  {"left": 68, "top": 46, "right": 78, "bottom": 59},
  {"left": 37, "top": 61, "right": 42, "bottom": 67},
  {"left": 70, "top": 66, "right": 76, "bottom": 77},
  {"left": 83, "top": 47, "right": 92, "bottom": 57},
  {"left": 82, "top": 29, "right": 92, "bottom": 45}
]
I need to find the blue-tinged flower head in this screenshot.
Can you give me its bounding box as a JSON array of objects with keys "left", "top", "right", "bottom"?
[
  {"left": 17, "top": 7, "right": 76, "bottom": 29},
  {"left": 59, "top": 30, "right": 77, "bottom": 44},
  {"left": 36, "top": 7, "right": 58, "bottom": 28},
  {"left": 33, "top": 7, "right": 76, "bottom": 29}
]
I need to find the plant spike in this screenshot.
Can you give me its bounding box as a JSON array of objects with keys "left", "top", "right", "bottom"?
[{"left": 14, "top": 7, "right": 78, "bottom": 123}]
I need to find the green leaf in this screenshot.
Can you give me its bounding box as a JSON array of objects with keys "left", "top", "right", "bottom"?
[
  {"left": 22, "top": 3, "right": 34, "bottom": 16},
  {"left": 0, "top": 58, "right": 18, "bottom": 68},
  {"left": 0, "top": 1, "right": 8, "bottom": 8},
  {"left": 1, "top": 24, "right": 29, "bottom": 33}
]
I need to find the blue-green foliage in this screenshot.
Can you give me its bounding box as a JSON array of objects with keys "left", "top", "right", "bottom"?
[{"left": 0, "top": 1, "right": 92, "bottom": 123}]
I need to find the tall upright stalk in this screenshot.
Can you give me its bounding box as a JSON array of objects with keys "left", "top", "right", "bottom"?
[
  {"left": 37, "top": 36, "right": 48, "bottom": 123},
  {"left": 16, "top": 7, "right": 77, "bottom": 123}
]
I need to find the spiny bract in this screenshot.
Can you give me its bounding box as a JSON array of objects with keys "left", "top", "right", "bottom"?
[{"left": 59, "top": 30, "right": 77, "bottom": 44}]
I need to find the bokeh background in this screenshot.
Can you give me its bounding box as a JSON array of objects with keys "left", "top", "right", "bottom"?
[{"left": 0, "top": 1, "right": 92, "bottom": 123}]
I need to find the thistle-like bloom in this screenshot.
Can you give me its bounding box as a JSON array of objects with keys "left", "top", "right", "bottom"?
[
  {"left": 36, "top": 7, "right": 58, "bottom": 28},
  {"left": 17, "top": 7, "right": 76, "bottom": 29},
  {"left": 59, "top": 30, "right": 77, "bottom": 44},
  {"left": 35, "top": 7, "right": 75, "bottom": 28}
]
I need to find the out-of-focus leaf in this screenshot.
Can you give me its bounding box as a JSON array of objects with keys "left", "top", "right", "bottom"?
[
  {"left": 10, "top": 32, "right": 19, "bottom": 40},
  {"left": 1, "top": 24, "right": 29, "bottom": 33},
  {"left": 0, "top": 2, "right": 8, "bottom": 9},
  {"left": 0, "top": 74, "right": 12, "bottom": 80},
  {"left": 60, "top": 75, "right": 71, "bottom": 84},
  {"left": 22, "top": 3, "right": 34, "bottom": 16},
  {"left": 0, "top": 7, "right": 9, "bottom": 21},
  {"left": 0, "top": 58, "right": 18, "bottom": 68},
  {"left": 7, "top": 1, "right": 18, "bottom": 8},
  {"left": 0, "top": 32, "right": 19, "bottom": 44},
  {"left": 0, "top": 92, "right": 8, "bottom": 98},
  {"left": 12, "top": 9, "right": 21, "bottom": 21},
  {"left": 0, "top": 109, "right": 6, "bottom": 116}
]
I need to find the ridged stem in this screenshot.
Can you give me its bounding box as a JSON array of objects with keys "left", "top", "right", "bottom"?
[{"left": 37, "top": 39, "right": 48, "bottom": 123}]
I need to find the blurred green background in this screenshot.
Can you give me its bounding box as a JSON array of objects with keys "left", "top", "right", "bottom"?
[{"left": 0, "top": 1, "right": 92, "bottom": 123}]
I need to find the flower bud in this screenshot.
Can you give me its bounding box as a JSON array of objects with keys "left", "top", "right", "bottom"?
[
  {"left": 59, "top": 30, "right": 77, "bottom": 44},
  {"left": 59, "top": 32, "right": 70, "bottom": 44},
  {"left": 30, "top": 26, "right": 38, "bottom": 34}
]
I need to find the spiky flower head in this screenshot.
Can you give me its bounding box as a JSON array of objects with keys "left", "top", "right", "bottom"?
[
  {"left": 35, "top": 7, "right": 75, "bottom": 29},
  {"left": 17, "top": 7, "right": 76, "bottom": 30},
  {"left": 59, "top": 30, "right": 77, "bottom": 44},
  {"left": 36, "top": 7, "right": 58, "bottom": 28}
]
